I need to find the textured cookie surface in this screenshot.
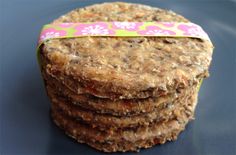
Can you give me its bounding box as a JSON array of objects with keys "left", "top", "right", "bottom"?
[
  {"left": 47, "top": 79, "right": 198, "bottom": 129},
  {"left": 51, "top": 89, "right": 197, "bottom": 152},
  {"left": 44, "top": 71, "right": 175, "bottom": 116},
  {"left": 49, "top": 88, "right": 196, "bottom": 129},
  {"left": 41, "top": 2, "right": 213, "bottom": 99}
]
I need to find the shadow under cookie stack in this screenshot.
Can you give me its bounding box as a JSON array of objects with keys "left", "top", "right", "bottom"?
[{"left": 39, "top": 2, "right": 213, "bottom": 152}]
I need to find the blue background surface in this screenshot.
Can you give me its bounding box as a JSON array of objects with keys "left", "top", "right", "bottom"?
[{"left": 0, "top": 0, "right": 236, "bottom": 154}]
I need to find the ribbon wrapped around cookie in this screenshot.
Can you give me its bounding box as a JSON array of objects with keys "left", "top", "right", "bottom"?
[
  {"left": 37, "top": 22, "right": 212, "bottom": 91},
  {"left": 38, "top": 22, "right": 211, "bottom": 46}
]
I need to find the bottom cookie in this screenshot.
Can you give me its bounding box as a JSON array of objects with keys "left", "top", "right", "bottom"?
[{"left": 51, "top": 91, "right": 197, "bottom": 152}]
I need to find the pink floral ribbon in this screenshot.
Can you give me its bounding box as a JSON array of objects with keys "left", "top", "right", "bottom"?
[{"left": 38, "top": 22, "right": 211, "bottom": 45}]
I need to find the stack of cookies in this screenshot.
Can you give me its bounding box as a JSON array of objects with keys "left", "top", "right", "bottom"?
[{"left": 39, "top": 2, "right": 213, "bottom": 152}]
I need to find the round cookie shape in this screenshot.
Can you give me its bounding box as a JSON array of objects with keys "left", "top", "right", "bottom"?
[{"left": 41, "top": 2, "right": 213, "bottom": 99}]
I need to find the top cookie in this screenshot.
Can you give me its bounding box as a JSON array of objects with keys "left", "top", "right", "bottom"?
[{"left": 41, "top": 2, "right": 213, "bottom": 99}]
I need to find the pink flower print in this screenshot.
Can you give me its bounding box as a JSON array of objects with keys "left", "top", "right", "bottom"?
[
  {"left": 75, "top": 23, "right": 114, "bottom": 35},
  {"left": 39, "top": 28, "right": 67, "bottom": 43},
  {"left": 112, "top": 22, "right": 142, "bottom": 31},
  {"left": 178, "top": 23, "right": 208, "bottom": 38},
  {"left": 138, "top": 26, "right": 176, "bottom": 36}
]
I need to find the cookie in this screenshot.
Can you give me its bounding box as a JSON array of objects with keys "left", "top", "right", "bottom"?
[
  {"left": 43, "top": 71, "right": 175, "bottom": 116},
  {"left": 48, "top": 82, "right": 198, "bottom": 129},
  {"left": 51, "top": 90, "right": 197, "bottom": 152},
  {"left": 40, "top": 2, "right": 213, "bottom": 99}
]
